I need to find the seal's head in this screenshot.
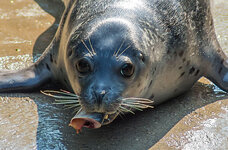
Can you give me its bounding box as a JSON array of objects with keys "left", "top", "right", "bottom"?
[{"left": 65, "top": 19, "right": 153, "bottom": 131}]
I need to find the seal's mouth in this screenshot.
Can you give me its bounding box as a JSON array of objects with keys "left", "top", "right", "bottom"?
[{"left": 69, "top": 109, "right": 118, "bottom": 134}]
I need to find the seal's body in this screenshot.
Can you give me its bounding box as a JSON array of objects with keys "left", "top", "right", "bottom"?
[{"left": 1, "top": 0, "right": 228, "bottom": 127}]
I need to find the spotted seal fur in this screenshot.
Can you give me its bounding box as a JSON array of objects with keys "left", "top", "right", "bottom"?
[{"left": 0, "top": 0, "right": 228, "bottom": 130}]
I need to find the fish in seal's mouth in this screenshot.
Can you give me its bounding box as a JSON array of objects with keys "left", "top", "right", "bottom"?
[{"left": 69, "top": 109, "right": 119, "bottom": 134}]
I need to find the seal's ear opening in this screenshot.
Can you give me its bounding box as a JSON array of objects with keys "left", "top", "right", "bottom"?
[{"left": 69, "top": 109, "right": 105, "bottom": 134}]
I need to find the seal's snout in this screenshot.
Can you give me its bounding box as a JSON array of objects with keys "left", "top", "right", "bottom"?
[
  {"left": 94, "top": 89, "right": 107, "bottom": 105},
  {"left": 69, "top": 109, "right": 105, "bottom": 134}
]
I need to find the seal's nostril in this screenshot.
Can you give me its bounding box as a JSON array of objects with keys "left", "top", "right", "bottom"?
[
  {"left": 98, "top": 93, "right": 104, "bottom": 105},
  {"left": 94, "top": 90, "right": 107, "bottom": 106}
]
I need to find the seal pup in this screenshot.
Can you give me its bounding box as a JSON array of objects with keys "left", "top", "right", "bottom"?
[{"left": 0, "top": 0, "right": 228, "bottom": 131}]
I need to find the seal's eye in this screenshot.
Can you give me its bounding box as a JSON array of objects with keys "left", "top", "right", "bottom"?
[
  {"left": 76, "top": 58, "right": 92, "bottom": 74},
  {"left": 120, "top": 63, "right": 135, "bottom": 78}
]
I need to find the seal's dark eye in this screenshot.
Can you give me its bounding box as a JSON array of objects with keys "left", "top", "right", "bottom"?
[
  {"left": 76, "top": 58, "right": 92, "bottom": 74},
  {"left": 120, "top": 63, "right": 135, "bottom": 78}
]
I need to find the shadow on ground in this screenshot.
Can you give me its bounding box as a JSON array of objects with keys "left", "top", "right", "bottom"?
[
  {"left": 1, "top": 81, "right": 227, "bottom": 149},
  {"left": 32, "top": 0, "right": 64, "bottom": 56}
]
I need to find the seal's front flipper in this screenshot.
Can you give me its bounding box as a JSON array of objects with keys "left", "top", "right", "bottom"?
[
  {"left": 0, "top": 62, "right": 52, "bottom": 92},
  {"left": 207, "top": 58, "right": 228, "bottom": 92},
  {"left": 203, "top": 40, "right": 228, "bottom": 92},
  {"left": 0, "top": 38, "right": 58, "bottom": 92}
]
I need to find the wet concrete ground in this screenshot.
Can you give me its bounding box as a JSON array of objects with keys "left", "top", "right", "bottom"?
[{"left": 0, "top": 0, "right": 228, "bottom": 149}]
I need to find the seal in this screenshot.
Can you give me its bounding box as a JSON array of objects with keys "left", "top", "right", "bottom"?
[{"left": 1, "top": 0, "right": 228, "bottom": 132}]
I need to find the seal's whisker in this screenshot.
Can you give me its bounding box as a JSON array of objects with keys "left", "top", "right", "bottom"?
[
  {"left": 53, "top": 101, "right": 80, "bottom": 105},
  {"left": 119, "top": 97, "right": 154, "bottom": 113},
  {"left": 121, "top": 102, "right": 150, "bottom": 108},
  {"left": 73, "top": 107, "right": 82, "bottom": 114},
  {"left": 114, "top": 40, "right": 125, "bottom": 56},
  {"left": 119, "top": 106, "right": 135, "bottom": 114},
  {"left": 122, "top": 102, "right": 153, "bottom": 107},
  {"left": 81, "top": 40, "right": 94, "bottom": 55},
  {"left": 118, "top": 109, "right": 125, "bottom": 115},
  {"left": 59, "top": 89, "right": 80, "bottom": 97},
  {"left": 41, "top": 90, "right": 82, "bottom": 114},
  {"left": 122, "top": 98, "right": 154, "bottom": 104},
  {"left": 41, "top": 90, "right": 80, "bottom": 97},
  {"left": 41, "top": 91, "right": 80, "bottom": 100},
  {"left": 126, "top": 101, "right": 153, "bottom": 105},
  {"left": 126, "top": 106, "right": 143, "bottom": 111},
  {"left": 117, "top": 45, "right": 131, "bottom": 58},
  {"left": 117, "top": 110, "right": 125, "bottom": 120},
  {"left": 51, "top": 96, "right": 78, "bottom": 99},
  {"left": 42, "top": 95, "right": 78, "bottom": 100},
  {"left": 88, "top": 37, "right": 96, "bottom": 55},
  {"left": 121, "top": 103, "right": 145, "bottom": 110},
  {"left": 124, "top": 100, "right": 153, "bottom": 104},
  {"left": 55, "top": 99, "right": 79, "bottom": 102},
  {"left": 63, "top": 104, "right": 81, "bottom": 109},
  {"left": 55, "top": 98, "right": 79, "bottom": 102},
  {"left": 122, "top": 97, "right": 153, "bottom": 101},
  {"left": 122, "top": 101, "right": 154, "bottom": 108}
]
